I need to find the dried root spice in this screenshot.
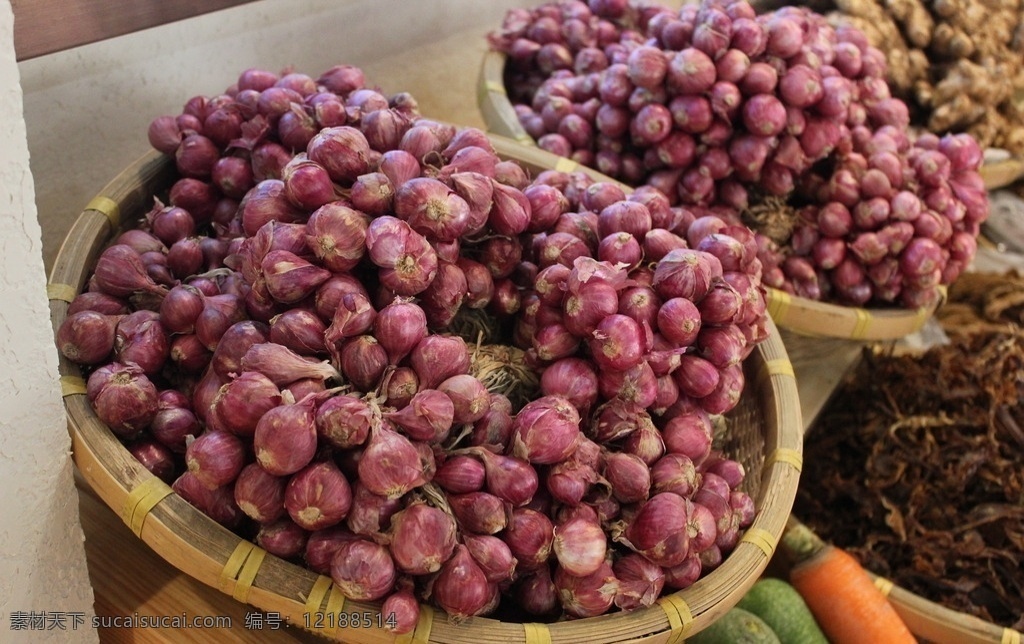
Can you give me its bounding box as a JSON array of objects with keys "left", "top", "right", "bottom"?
[{"left": 795, "top": 271, "right": 1024, "bottom": 630}]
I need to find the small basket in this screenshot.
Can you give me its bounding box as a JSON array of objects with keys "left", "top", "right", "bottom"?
[
  {"left": 477, "top": 51, "right": 942, "bottom": 343},
  {"left": 978, "top": 155, "right": 1024, "bottom": 191},
  {"left": 49, "top": 139, "right": 804, "bottom": 643},
  {"left": 763, "top": 288, "right": 942, "bottom": 341}
]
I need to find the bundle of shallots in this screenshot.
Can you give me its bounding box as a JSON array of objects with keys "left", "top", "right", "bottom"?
[{"left": 59, "top": 59, "right": 769, "bottom": 630}]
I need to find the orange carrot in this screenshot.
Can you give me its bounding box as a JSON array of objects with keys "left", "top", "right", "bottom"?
[{"left": 782, "top": 518, "right": 917, "bottom": 644}]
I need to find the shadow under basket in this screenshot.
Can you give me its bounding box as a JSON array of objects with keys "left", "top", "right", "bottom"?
[{"left": 49, "top": 141, "right": 803, "bottom": 643}]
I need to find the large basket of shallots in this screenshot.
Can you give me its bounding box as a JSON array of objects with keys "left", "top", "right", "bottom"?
[
  {"left": 479, "top": 0, "right": 989, "bottom": 342},
  {"left": 50, "top": 59, "right": 802, "bottom": 642}
]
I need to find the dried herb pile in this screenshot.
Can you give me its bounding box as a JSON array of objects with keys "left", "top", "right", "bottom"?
[{"left": 795, "top": 270, "right": 1024, "bottom": 630}]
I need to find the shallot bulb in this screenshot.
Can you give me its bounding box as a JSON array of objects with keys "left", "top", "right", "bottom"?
[
  {"left": 387, "top": 501, "right": 457, "bottom": 575},
  {"left": 172, "top": 471, "right": 242, "bottom": 528},
  {"left": 433, "top": 455, "right": 486, "bottom": 494},
  {"left": 394, "top": 177, "right": 471, "bottom": 242},
  {"left": 432, "top": 545, "right": 497, "bottom": 623},
  {"left": 256, "top": 518, "right": 310, "bottom": 560},
  {"left": 262, "top": 250, "right": 331, "bottom": 304},
  {"left": 127, "top": 439, "right": 176, "bottom": 483},
  {"left": 234, "top": 463, "right": 286, "bottom": 523},
  {"left": 285, "top": 460, "right": 353, "bottom": 531},
  {"left": 653, "top": 248, "right": 722, "bottom": 302},
  {"left": 374, "top": 298, "right": 428, "bottom": 364},
  {"left": 503, "top": 507, "right": 554, "bottom": 572},
  {"left": 330, "top": 539, "right": 396, "bottom": 601},
  {"left": 211, "top": 371, "right": 281, "bottom": 437},
  {"left": 241, "top": 342, "right": 340, "bottom": 386},
  {"left": 253, "top": 392, "right": 318, "bottom": 476},
  {"left": 437, "top": 374, "right": 490, "bottom": 424},
  {"left": 463, "top": 446, "right": 539, "bottom": 507},
  {"left": 307, "top": 126, "right": 372, "bottom": 184},
  {"left": 447, "top": 491, "right": 509, "bottom": 535},
  {"left": 365, "top": 217, "right": 438, "bottom": 296},
  {"left": 603, "top": 452, "right": 652, "bottom": 504},
  {"left": 186, "top": 430, "right": 245, "bottom": 490},
  {"left": 510, "top": 395, "right": 581, "bottom": 464},
  {"left": 588, "top": 314, "right": 645, "bottom": 372},
  {"left": 342, "top": 484, "right": 401, "bottom": 545},
  {"left": 87, "top": 362, "right": 158, "bottom": 439},
  {"left": 381, "top": 586, "right": 420, "bottom": 635},
  {"left": 409, "top": 335, "right": 471, "bottom": 390},
  {"left": 92, "top": 244, "right": 168, "bottom": 299},
  {"left": 554, "top": 560, "right": 619, "bottom": 618},
  {"left": 384, "top": 389, "right": 455, "bottom": 442},
  {"left": 613, "top": 492, "right": 691, "bottom": 567},
  {"left": 358, "top": 421, "right": 429, "bottom": 499},
  {"left": 305, "top": 202, "right": 369, "bottom": 272},
  {"left": 614, "top": 553, "right": 665, "bottom": 611},
  {"left": 553, "top": 515, "right": 608, "bottom": 577},
  {"left": 58, "top": 310, "right": 121, "bottom": 365}
]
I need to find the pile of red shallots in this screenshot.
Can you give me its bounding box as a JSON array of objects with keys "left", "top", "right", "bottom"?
[
  {"left": 490, "top": 0, "right": 988, "bottom": 309},
  {"left": 57, "top": 60, "right": 769, "bottom": 630}
]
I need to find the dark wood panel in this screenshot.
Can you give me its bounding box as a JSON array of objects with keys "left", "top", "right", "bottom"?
[{"left": 12, "top": 0, "right": 260, "bottom": 61}]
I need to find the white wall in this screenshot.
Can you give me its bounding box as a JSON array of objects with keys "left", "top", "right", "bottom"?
[{"left": 0, "top": 1, "right": 96, "bottom": 641}]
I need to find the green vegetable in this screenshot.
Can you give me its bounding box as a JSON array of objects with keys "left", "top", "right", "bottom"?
[
  {"left": 688, "top": 606, "right": 782, "bottom": 644},
  {"left": 737, "top": 577, "right": 830, "bottom": 644}
]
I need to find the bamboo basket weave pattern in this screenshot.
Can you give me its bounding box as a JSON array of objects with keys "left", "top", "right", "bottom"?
[
  {"left": 49, "top": 142, "right": 803, "bottom": 643},
  {"left": 479, "top": 51, "right": 945, "bottom": 342}
]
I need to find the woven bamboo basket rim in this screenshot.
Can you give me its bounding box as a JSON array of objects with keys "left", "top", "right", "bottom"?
[
  {"left": 478, "top": 49, "right": 952, "bottom": 342},
  {"left": 978, "top": 156, "right": 1024, "bottom": 191},
  {"left": 49, "top": 142, "right": 803, "bottom": 643},
  {"left": 864, "top": 571, "right": 1024, "bottom": 644}
]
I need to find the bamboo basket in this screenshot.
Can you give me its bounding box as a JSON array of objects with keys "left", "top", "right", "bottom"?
[
  {"left": 49, "top": 140, "right": 803, "bottom": 643},
  {"left": 864, "top": 573, "right": 1023, "bottom": 644},
  {"left": 978, "top": 156, "right": 1024, "bottom": 191},
  {"left": 478, "top": 51, "right": 942, "bottom": 342}
]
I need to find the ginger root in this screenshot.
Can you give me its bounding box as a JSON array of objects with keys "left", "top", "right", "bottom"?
[{"left": 822, "top": 0, "right": 1024, "bottom": 153}]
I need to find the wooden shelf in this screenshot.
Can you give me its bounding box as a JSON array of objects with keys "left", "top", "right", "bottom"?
[{"left": 11, "top": 0, "right": 258, "bottom": 60}]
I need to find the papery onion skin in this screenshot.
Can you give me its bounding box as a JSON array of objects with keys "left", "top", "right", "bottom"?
[
  {"left": 432, "top": 544, "right": 497, "bottom": 624},
  {"left": 329, "top": 539, "right": 396, "bottom": 601},
  {"left": 285, "top": 460, "right": 353, "bottom": 531},
  {"left": 253, "top": 396, "right": 318, "bottom": 476},
  {"left": 510, "top": 394, "right": 582, "bottom": 464},
  {"left": 552, "top": 515, "right": 608, "bottom": 577},
  {"left": 256, "top": 518, "right": 310, "bottom": 560},
  {"left": 186, "top": 430, "right": 245, "bottom": 490},
  {"left": 614, "top": 492, "right": 691, "bottom": 568},
  {"left": 502, "top": 507, "right": 554, "bottom": 573},
  {"left": 87, "top": 362, "right": 159, "bottom": 439},
  {"left": 234, "top": 463, "right": 287, "bottom": 524},
  {"left": 387, "top": 502, "right": 458, "bottom": 575},
  {"left": 172, "top": 471, "right": 243, "bottom": 529}
]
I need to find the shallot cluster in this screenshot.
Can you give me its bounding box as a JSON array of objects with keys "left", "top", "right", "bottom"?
[
  {"left": 59, "top": 59, "right": 765, "bottom": 628},
  {"left": 489, "top": 0, "right": 987, "bottom": 309}
]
